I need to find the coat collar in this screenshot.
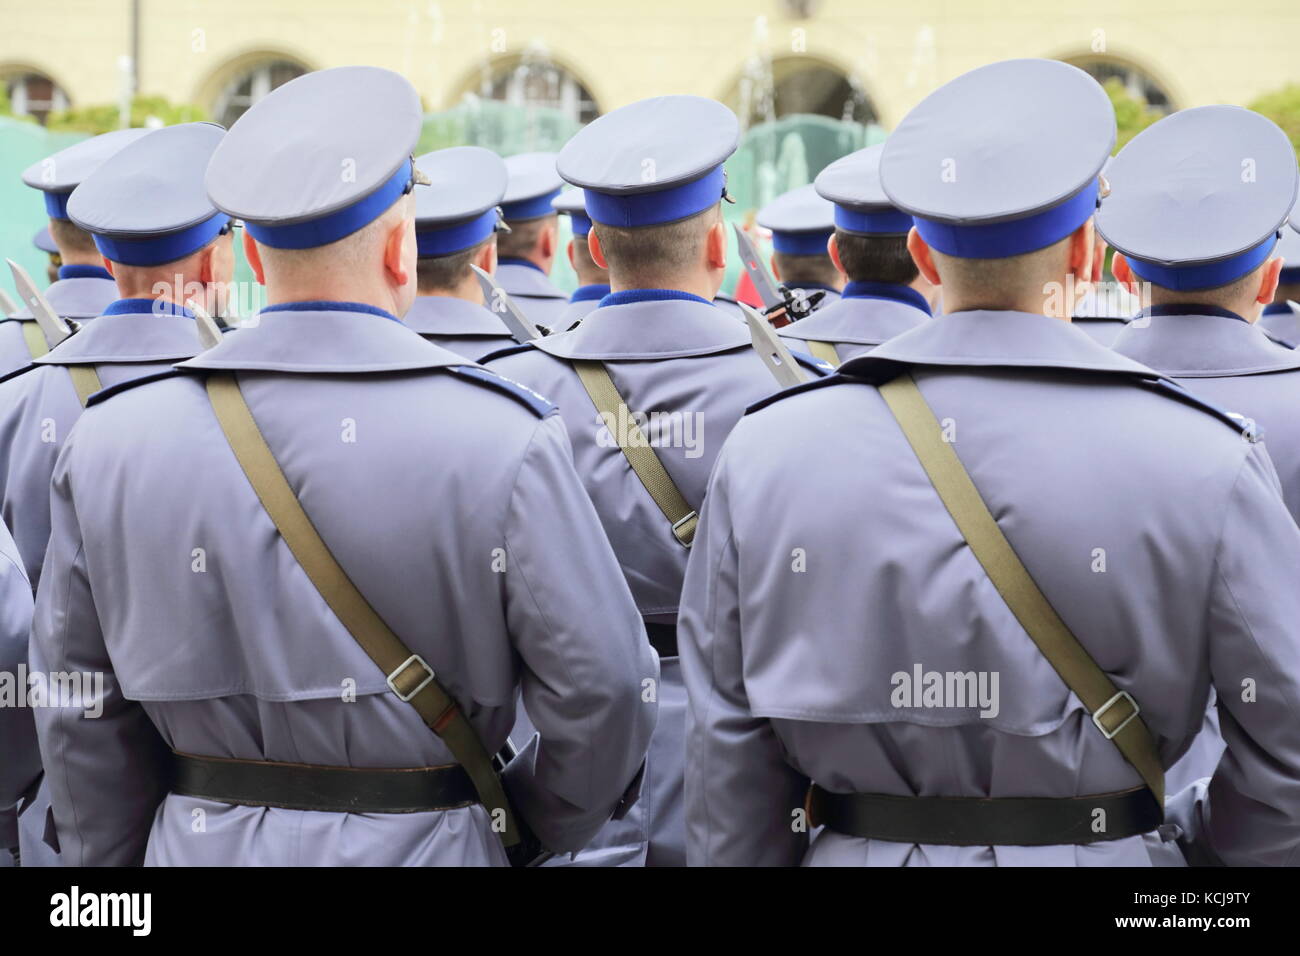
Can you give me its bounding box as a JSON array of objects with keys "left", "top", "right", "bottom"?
[
  {"left": 177, "top": 302, "right": 468, "bottom": 374},
  {"left": 495, "top": 261, "right": 567, "bottom": 300},
  {"left": 6, "top": 275, "right": 118, "bottom": 320},
  {"left": 1110, "top": 311, "right": 1300, "bottom": 377},
  {"left": 530, "top": 294, "right": 750, "bottom": 360},
  {"left": 844, "top": 309, "right": 1158, "bottom": 378},
  {"left": 35, "top": 303, "right": 203, "bottom": 365},
  {"left": 403, "top": 295, "right": 513, "bottom": 336},
  {"left": 781, "top": 293, "right": 929, "bottom": 347}
]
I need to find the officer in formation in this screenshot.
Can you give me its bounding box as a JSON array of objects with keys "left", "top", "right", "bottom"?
[
  {"left": 0, "top": 521, "right": 34, "bottom": 870},
  {"left": 402, "top": 146, "right": 519, "bottom": 360},
  {"left": 492, "top": 152, "right": 570, "bottom": 330},
  {"left": 0, "top": 128, "right": 149, "bottom": 376},
  {"left": 778, "top": 144, "right": 937, "bottom": 365},
  {"left": 550, "top": 188, "right": 608, "bottom": 331},
  {"left": 755, "top": 182, "right": 842, "bottom": 307},
  {"left": 1258, "top": 207, "right": 1300, "bottom": 347},
  {"left": 0, "top": 121, "right": 232, "bottom": 869},
  {"left": 679, "top": 58, "right": 1300, "bottom": 867},
  {"left": 29, "top": 65, "right": 656, "bottom": 866},
  {"left": 484, "top": 94, "right": 827, "bottom": 865},
  {"left": 33, "top": 228, "right": 60, "bottom": 285}
]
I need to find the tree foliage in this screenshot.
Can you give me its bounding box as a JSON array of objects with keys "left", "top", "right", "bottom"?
[
  {"left": 1250, "top": 84, "right": 1300, "bottom": 157},
  {"left": 1105, "top": 77, "right": 1160, "bottom": 152},
  {"left": 44, "top": 96, "right": 207, "bottom": 134}
]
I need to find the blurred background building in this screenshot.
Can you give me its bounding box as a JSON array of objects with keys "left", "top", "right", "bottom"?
[{"left": 2, "top": 0, "right": 1298, "bottom": 305}]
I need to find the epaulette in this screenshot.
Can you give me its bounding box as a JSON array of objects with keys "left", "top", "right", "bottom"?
[
  {"left": 1138, "top": 376, "right": 1262, "bottom": 442},
  {"left": 0, "top": 362, "right": 40, "bottom": 385},
  {"left": 444, "top": 363, "right": 554, "bottom": 417},
  {"left": 85, "top": 369, "right": 185, "bottom": 408},
  {"left": 745, "top": 370, "right": 854, "bottom": 416},
  {"left": 478, "top": 342, "right": 536, "bottom": 364}
]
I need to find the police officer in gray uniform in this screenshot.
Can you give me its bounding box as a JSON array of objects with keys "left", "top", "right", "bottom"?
[
  {"left": 485, "top": 95, "right": 825, "bottom": 866},
  {"left": 1, "top": 128, "right": 151, "bottom": 376},
  {"left": 33, "top": 227, "right": 60, "bottom": 286},
  {"left": 779, "top": 145, "right": 936, "bottom": 366},
  {"left": 0, "top": 522, "right": 35, "bottom": 869},
  {"left": 0, "top": 121, "right": 233, "bottom": 870},
  {"left": 402, "top": 147, "right": 518, "bottom": 360},
  {"left": 680, "top": 58, "right": 1300, "bottom": 867},
  {"left": 31, "top": 66, "right": 656, "bottom": 867},
  {"left": 756, "top": 183, "right": 842, "bottom": 308},
  {"left": 494, "top": 152, "right": 570, "bottom": 330},
  {"left": 550, "top": 188, "right": 608, "bottom": 332},
  {"left": 1257, "top": 207, "right": 1300, "bottom": 348}
]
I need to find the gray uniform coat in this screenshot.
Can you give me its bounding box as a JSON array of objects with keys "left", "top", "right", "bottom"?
[
  {"left": 30, "top": 303, "right": 657, "bottom": 866},
  {"left": 0, "top": 521, "right": 34, "bottom": 866},
  {"left": 495, "top": 260, "right": 570, "bottom": 331},
  {"left": 0, "top": 273, "right": 118, "bottom": 378},
  {"left": 780, "top": 283, "right": 930, "bottom": 364},
  {"left": 681, "top": 309, "right": 1300, "bottom": 867},
  {"left": 403, "top": 295, "right": 516, "bottom": 362}
]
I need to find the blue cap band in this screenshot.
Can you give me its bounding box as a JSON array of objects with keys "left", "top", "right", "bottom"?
[
  {"left": 93, "top": 213, "right": 231, "bottom": 267},
  {"left": 102, "top": 297, "right": 195, "bottom": 317},
  {"left": 416, "top": 207, "right": 499, "bottom": 257},
  {"left": 585, "top": 165, "right": 726, "bottom": 228},
  {"left": 834, "top": 206, "right": 914, "bottom": 236},
  {"left": 501, "top": 189, "right": 562, "bottom": 222},
  {"left": 772, "top": 229, "right": 832, "bottom": 256},
  {"left": 914, "top": 180, "right": 1099, "bottom": 259},
  {"left": 1126, "top": 233, "right": 1279, "bottom": 292},
  {"left": 245, "top": 158, "right": 413, "bottom": 251},
  {"left": 568, "top": 212, "right": 592, "bottom": 237},
  {"left": 44, "top": 191, "right": 72, "bottom": 220}
]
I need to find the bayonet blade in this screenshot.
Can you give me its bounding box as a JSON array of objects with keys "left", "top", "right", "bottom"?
[
  {"left": 0, "top": 288, "right": 16, "bottom": 316},
  {"left": 187, "top": 299, "right": 224, "bottom": 350},
  {"left": 471, "top": 264, "right": 542, "bottom": 343},
  {"left": 733, "top": 224, "right": 784, "bottom": 312},
  {"left": 7, "top": 258, "right": 70, "bottom": 347},
  {"left": 740, "top": 302, "right": 808, "bottom": 389}
]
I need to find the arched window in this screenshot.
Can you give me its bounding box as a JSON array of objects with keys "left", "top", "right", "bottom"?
[
  {"left": 474, "top": 49, "right": 599, "bottom": 126},
  {"left": 212, "top": 59, "right": 307, "bottom": 129},
  {"left": 4, "top": 70, "right": 69, "bottom": 125},
  {"left": 1065, "top": 56, "right": 1175, "bottom": 113},
  {"left": 730, "top": 55, "right": 878, "bottom": 129}
]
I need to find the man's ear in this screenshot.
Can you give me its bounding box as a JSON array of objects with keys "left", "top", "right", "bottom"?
[
  {"left": 383, "top": 217, "right": 412, "bottom": 287},
  {"left": 1092, "top": 234, "right": 1107, "bottom": 285},
  {"left": 1111, "top": 252, "right": 1137, "bottom": 294},
  {"left": 243, "top": 230, "right": 265, "bottom": 286},
  {"left": 567, "top": 238, "right": 578, "bottom": 271},
  {"left": 706, "top": 219, "right": 727, "bottom": 270},
  {"left": 907, "top": 228, "right": 941, "bottom": 286},
  {"left": 769, "top": 253, "right": 781, "bottom": 281},
  {"left": 1256, "top": 257, "right": 1284, "bottom": 305},
  {"left": 827, "top": 234, "right": 847, "bottom": 279},
  {"left": 1066, "top": 220, "right": 1095, "bottom": 281},
  {"left": 474, "top": 237, "right": 496, "bottom": 275},
  {"left": 197, "top": 244, "right": 215, "bottom": 285},
  {"left": 102, "top": 258, "right": 115, "bottom": 278},
  {"left": 539, "top": 221, "right": 557, "bottom": 260},
  {"left": 588, "top": 229, "right": 609, "bottom": 270}
]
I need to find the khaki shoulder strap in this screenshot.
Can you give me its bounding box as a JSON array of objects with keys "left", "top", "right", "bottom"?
[
  {"left": 204, "top": 371, "right": 520, "bottom": 846},
  {"left": 66, "top": 365, "right": 103, "bottom": 408},
  {"left": 20, "top": 321, "right": 49, "bottom": 360},
  {"left": 803, "top": 340, "right": 840, "bottom": 367},
  {"left": 571, "top": 359, "right": 697, "bottom": 547},
  {"left": 878, "top": 371, "right": 1164, "bottom": 806}
]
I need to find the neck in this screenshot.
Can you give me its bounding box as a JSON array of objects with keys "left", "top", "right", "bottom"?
[
  {"left": 264, "top": 278, "right": 401, "bottom": 316},
  {"left": 609, "top": 272, "right": 717, "bottom": 301},
  {"left": 60, "top": 252, "right": 107, "bottom": 268},
  {"left": 418, "top": 278, "right": 483, "bottom": 304},
  {"left": 500, "top": 254, "right": 550, "bottom": 275}
]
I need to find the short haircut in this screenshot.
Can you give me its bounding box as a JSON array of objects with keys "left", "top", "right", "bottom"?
[
  {"left": 833, "top": 229, "right": 918, "bottom": 285},
  {"left": 592, "top": 203, "right": 720, "bottom": 285},
  {"left": 417, "top": 236, "right": 494, "bottom": 294},
  {"left": 256, "top": 194, "right": 410, "bottom": 284},
  {"left": 930, "top": 233, "right": 1073, "bottom": 305},
  {"left": 496, "top": 213, "right": 556, "bottom": 260},
  {"left": 48, "top": 218, "right": 100, "bottom": 257},
  {"left": 1145, "top": 261, "right": 1267, "bottom": 312},
  {"left": 570, "top": 233, "right": 607, "bottom": 285},
  {"left": 772, "top": 250, "right": 840, "bottom": 287}
]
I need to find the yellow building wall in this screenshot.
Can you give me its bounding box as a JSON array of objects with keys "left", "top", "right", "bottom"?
[{"left": 1, "top": 0, "right": 1297, "bottom": 126}]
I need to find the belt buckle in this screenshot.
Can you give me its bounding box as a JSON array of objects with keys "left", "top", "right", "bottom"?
[
  {"left": 1092, "top": 690, "right": 1139, "bottom": 740},
  {"left": 671, "top": 511, "right": 697, "bottom": 549},
  {"left": 387, "top": 654, "right": 436, "bottom": 702}
]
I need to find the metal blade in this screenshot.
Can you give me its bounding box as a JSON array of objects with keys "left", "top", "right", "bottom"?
[
  {"left": 1288, "top": 299, "right": 1300, "bottom": 315},
  {"left": 7, "top": 258, "right": 71, "bottom": 347},
  {"left": 471, "top": 264, "right": 542, "bottom": 343},
  {"left": 0, "top": 288, "right": 16, "bottom": 316},
  {"left": 740, "top": 302, "right": 808, "bottom": 389},
  {"left": 187, "top": 299, "right": 224, "bottom": 350},
  {"left": 733, "top": 224, "right": 784, "bottom": 311}
]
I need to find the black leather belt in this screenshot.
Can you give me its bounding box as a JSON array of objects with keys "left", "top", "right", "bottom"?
[
  {"left": 645, "top": 623, "right": 678, "bottom": 658},
  {"left": 808, "top": 784, "right": 1161, "bottom": 846},
  {"left": 171, "top": 752, "right": 479, "bottom": 814}
]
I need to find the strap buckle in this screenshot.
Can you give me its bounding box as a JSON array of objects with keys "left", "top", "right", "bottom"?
[
  {"left": 1092, "top": 690, "right": 1139, "bottom": 740},
  {"left": 671, "top": 511, "right": 698, "bottom": 549},
  {"left": 387, "top": 654, "right": 436, "bottom": 702}
]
